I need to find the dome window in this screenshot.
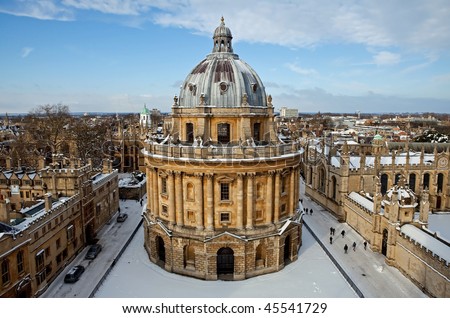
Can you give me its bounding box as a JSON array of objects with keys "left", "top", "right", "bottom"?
[
  {"left": 219, "top": 82, "right": 228, "bottom": 93},
  {"left": 251, "top": 83, "right": 258, "bottom": 93}
]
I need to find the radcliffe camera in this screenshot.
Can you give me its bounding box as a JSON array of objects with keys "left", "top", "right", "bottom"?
[{"left": 0, "top": 1, "right": 449, "bottom": 314}]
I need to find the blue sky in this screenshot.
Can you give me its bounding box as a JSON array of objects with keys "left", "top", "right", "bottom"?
[{"left": 1, "top": 0, "right": 450, "bottom": 114}]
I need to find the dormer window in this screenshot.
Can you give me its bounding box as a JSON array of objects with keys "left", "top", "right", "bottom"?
[
  {"left": 188, "top": 83, "right": 196, "bottom": 95},
  {"left": 219, "top": 82, "right": 228, "bottom": 93},
  {"left": 251, "top": 83, "right": 257, "bottom": 93}
]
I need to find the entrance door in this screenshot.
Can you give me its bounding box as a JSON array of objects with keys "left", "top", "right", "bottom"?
[
  {"left": 156, "top": 236, "right": 166, "bottom": 263},
  {"left": 436, "top": 196, "right": 442, "bottom": 209},
  {"left": 217, "top": 247, "right": 234, "bottom": 276},
  {"left": 381, "top": 229, "right": 388, "bottom": 256}
]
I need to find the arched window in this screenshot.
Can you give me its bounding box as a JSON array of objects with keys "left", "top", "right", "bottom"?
[
  {"left": 253, "top": 123, "right": 261, "bottom": 142},
  {"left": 381, "top": 174, "right": 388, "bottom": 195},
  {"left": 1, "top": 259, "right": 10, "bottom": 285},
  {"left": 308, "top": 167, "right": 313, "bottom": 185},
  {"left": 217, "top": 123, "right": 230, "bottom": 144},
  {"left": 186, "top": 123, "right": 194, "bottom": 143},
  {"left": 255, "top": 244, "right": 266, "bottom": 268},
  {"left": 423, "top": 173, "right": 430, "bottom": 190},
  {"left": 409, "top": 173, "right": 416, "bottom": 192},
  {"left": 331, "top": 176, "right": 337, "bottom": 200},
  {"left": 186, "top": 183, "right": 195, "bottom": 201},
  {"left": 437, "top": 173, "right": 444, "bottom": 193},
  {"left": 256, "top": 183, "right": 264, "bottom": 199},
  {"left": 319, "top": 168, "right": 325, "bottom": 192},
  {"left": 395, "top": 173, "right": 401, "bottom": 185},
  {"left": 184, "top": 245, "right": 195, "bottom": 269},
  {"left": 17, "top": 251, "right": 24, "bottom": 274}
]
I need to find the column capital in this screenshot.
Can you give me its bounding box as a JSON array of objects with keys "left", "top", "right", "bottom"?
[
  {"left": 205, "top": 173, "right": 214, "bottom": 179},
  {"left": 247, "top": 172, "right": 256, "bottom": 178},
  {"left": 174, "top": 170, "right": 182, "bottom": 177},
  {"left": 194, "top": 172, "right": 204, "bottom": 178}
]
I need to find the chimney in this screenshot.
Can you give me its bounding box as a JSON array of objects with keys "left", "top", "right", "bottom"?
[
  {"left": 44, "top": 193, "right": 52, "bottom": 212},
  {"left": 102, "top": 159, "right": 112, "bottom": 174},
  {"left": 0, "top": 194, "right": 11, "bottom": 223},
  {"left": 38, "top": 156, "right": 46, "bottom": 170}
]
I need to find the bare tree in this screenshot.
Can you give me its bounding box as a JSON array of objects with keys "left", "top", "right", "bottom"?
[{"left": 26, "top": 104, "right": 72, "bottom": 159}]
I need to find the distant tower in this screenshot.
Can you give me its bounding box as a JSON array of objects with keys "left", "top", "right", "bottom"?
[{"left": 140, "top": 104, "right": 151, "bottom": 132}]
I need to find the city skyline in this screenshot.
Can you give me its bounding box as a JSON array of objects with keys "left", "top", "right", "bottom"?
[{"left": 1, "top": 0, "right": 450, "bottom": 114}]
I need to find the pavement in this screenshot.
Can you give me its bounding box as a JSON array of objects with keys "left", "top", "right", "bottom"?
[{"left": 299, "top": 178, "right": 427, "bottom": 298}]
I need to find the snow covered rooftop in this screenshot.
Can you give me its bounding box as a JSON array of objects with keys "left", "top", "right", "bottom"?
[
  {"left": 348, "top": 192, "right": 374, "bottom": 212},
  {"left": 400, "top": 224, "right": 450, "bottom": 264}
]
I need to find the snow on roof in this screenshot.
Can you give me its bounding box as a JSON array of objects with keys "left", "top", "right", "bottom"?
[
  {"left": 331, "top": 156, "right": 340, "bottom": 167},
  {"left": 400, "top": 224, "right": 450, "bottom": 264},
  {"left": 427, "top": 213, "right": 450, "bottom": 242},
  {"left": 348, "top": 192, "right": 374, "bottom": 212}
]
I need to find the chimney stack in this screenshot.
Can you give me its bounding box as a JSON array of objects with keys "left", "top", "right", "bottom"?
[{"left": 44, "top": 193, "right": 52, "bottom": 212}]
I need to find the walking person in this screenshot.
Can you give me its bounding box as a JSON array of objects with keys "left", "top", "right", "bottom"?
[
  {"left": 341, "top": 230, "right": 345, "bottom": 238},
  {"left": 330, "top": 236, "right": 333, "bottom": 244},
  {"left": 363, "top": 241, "right": 368, "bottom": 250},
  {"left": 344, "top": 244, "right": 348, "bottom": 254},
  {"left": 330, "top": 227, "right": 333, "bottom": 236},
  {"left": 332, "top": 228, "right": 335, "bottom": 235},
  {"left": 352, "top": 242, "right": 356, "bottom": 251},
  {"left": 310, "top": 208, "right": 313, "bottom": 216}
]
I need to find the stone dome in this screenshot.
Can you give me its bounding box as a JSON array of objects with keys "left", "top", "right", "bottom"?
[{"left": 178, "top": 18, "right": 267, "bottom": 108}]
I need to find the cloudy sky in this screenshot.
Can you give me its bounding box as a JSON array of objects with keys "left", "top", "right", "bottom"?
[{"left": 1, "top": 0, "right": 450, "bottom": 114}]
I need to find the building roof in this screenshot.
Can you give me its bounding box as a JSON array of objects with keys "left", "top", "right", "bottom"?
[
  {"left": 400, "top": 224, "right": 450, "bottom": 264},
  {"left": 177, "top": 17, "right": 267, "bottom": 108}
]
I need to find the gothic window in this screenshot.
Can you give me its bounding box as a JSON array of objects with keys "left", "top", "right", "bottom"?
[
  {"left": 35, "top": 250, "right": 44, "bottom": 272},
  {"left": 17, "top": 251, "right": 24, "bottom": 274},
  {"left": 381, "top": 174, "right": 388, "bottom": 195},
  {"left": 437, "top": 173, "right": 444, "bottom": 193},
  {"left": 423, "top": 173, "right": 430, "bottom": 190},
  {"left": 1, "top": 259, "right": 10, "bottom": 286},
  {"left": 331, "top": 176, "right": 337, "bottom": 200},
  {"left": 395, "top": 173, "right": 401, "bottom": 185},
  {"left": 319, "top": 168, "right": 325, "bottom": 193},
  {"left": 217, "top": 123, "right": 230, "bottom": 144},
  {"left": 409, "top": 173, "right": 416, "bottom": 192}
]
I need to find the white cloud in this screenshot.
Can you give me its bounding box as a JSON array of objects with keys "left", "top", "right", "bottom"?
[
  {"left": 286, "top": 63, "right": 318, "bottom": 76},
  {"left": 2, "top": 1, "right": 450, "bottom": 52},
  {"left": 372, "top": 51, "right": 401, "bottom": 66},
  {"left": 0, "top": 0, "right": 74, "bottom": 21},
  {"left": 20, "top": 47, "right": 34, "bottom": 58}
]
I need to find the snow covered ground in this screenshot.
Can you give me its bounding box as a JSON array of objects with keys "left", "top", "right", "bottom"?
[{"left": 94, "top": 226, "right": 358, "bottom": 298}]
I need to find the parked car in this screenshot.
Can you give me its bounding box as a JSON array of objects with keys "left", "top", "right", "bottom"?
[
  {"left": 85, "top": 244, "right": 102, "bottom": 259},
  {"left": 116, "top": 213, "right": 128, "bottom": 222},
  {"left": 64, "top": 265, "right": 85, "bottom": 283}
]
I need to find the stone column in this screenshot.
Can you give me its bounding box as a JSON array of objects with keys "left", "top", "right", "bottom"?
[
  {"left": 237, "top": 173, "right": 244, "bottom": 229},
  {"left": 274, "top": 170, "right": 282, "bottom": 223},
  {"left": 195, "top": 173, "right": 204, "bottom": 230},
  {"left": 289, "top": 168, "right": 295, "bottom": 216},
  {"left": 205, "top": 173, "right": 214, "bottom": 230},
  {"left": 175, "top": 171, "right": 184, "bottom": 226},
  {"left": 168, "top": 171, "right": 176, "bottom": 225},
  {"left": 154, "top": 169, "right": 160, "bottom": 218},
  {"left": 246, "top": 173, "right": 255, "bottom": 229},
  {"left": 266, "top": 171, "right": 274, "bottom": 223},
  {"left": 147, "top": 166, "right": 153, "bottom": 216}
]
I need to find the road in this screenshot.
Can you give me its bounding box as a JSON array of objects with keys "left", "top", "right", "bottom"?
[{"left": 40, "top": 197, "right": 145, "bottom": 298}]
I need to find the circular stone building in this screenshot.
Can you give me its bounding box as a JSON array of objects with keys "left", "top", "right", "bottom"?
[{"left": 143, "top": 18, "right": 303, "bottom": 280}]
